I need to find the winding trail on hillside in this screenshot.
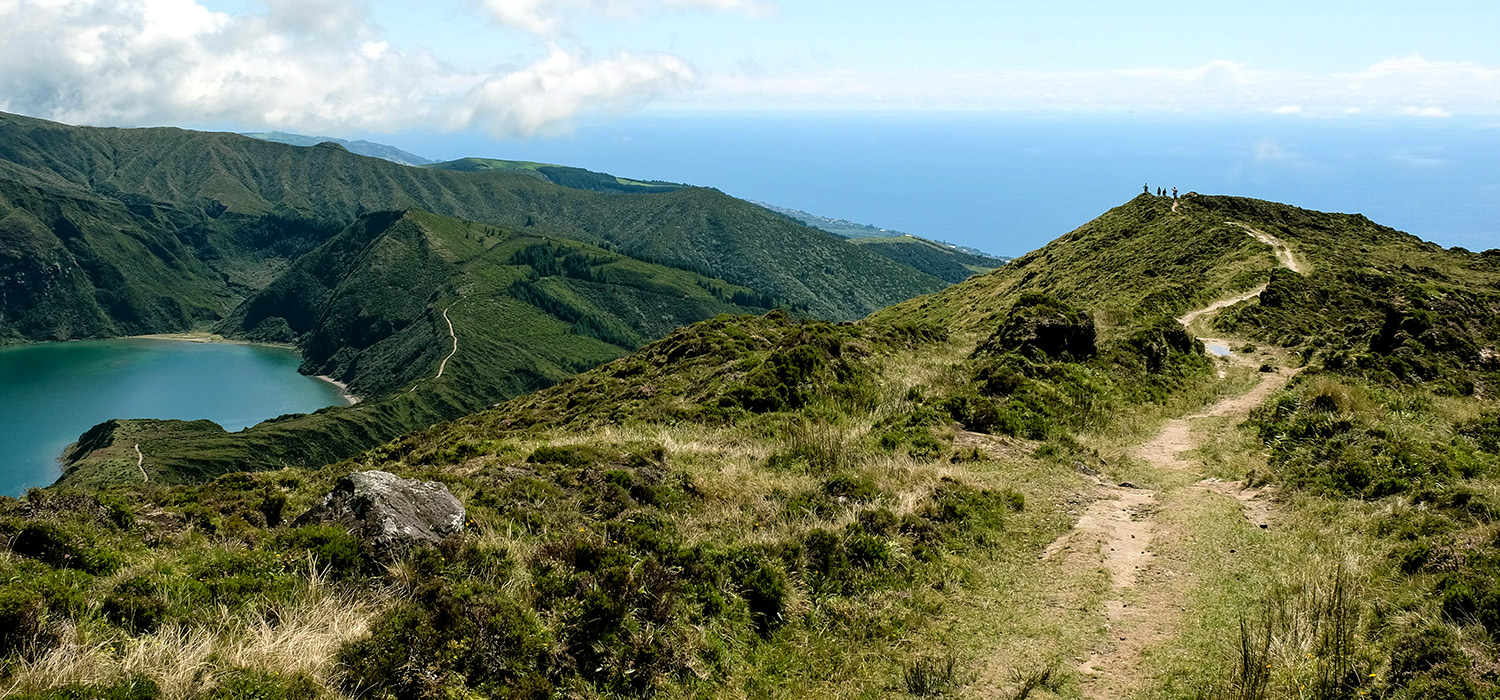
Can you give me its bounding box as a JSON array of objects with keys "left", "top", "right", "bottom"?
[
  {"left": 1227, "top": 221, "right": 1303, "bottom": 273},
  {"left": 408, "top": 304, "right": 461, "bottom": 393},
  {"left": 435, "top": 306, "right": 458, "bottom": 379},
  {"left": 1049, "top": 224, "right": 1305, "bottom": 698},
  {"left": 1176, "top": 285, "right": 1268, "bottom": 328},
  {"left": 133, "top": 443, "right": 148, "bottom": 483}
]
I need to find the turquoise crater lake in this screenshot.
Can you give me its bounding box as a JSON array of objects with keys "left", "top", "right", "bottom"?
[{"left": 0, "top": 338, "right": 351, "bottom": 496}]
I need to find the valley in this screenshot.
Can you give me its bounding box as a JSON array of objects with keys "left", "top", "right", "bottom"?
[{"left": 1, "top": 112, "right": 1017, "bottom": 487}]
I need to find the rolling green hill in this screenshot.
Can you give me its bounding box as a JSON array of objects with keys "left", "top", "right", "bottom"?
[
  {"left": 870, "top": 193, "right": 1285, "bottom": 335},
  {"left": 8, "top": 193, "right": 1500, "bottom": 698},
  {"left": 0, "top": 111, "right": 945, "bottom": 340}
]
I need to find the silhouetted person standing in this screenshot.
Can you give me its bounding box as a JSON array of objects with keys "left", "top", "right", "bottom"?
[
  {"left": 1172, "top": 187, "right": 1178, "bottom": 199},
  {"left": 1144, "top": 183, "right": 1150, "bottom": 195}
]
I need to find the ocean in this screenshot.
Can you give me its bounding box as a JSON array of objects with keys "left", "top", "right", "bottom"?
[{"left": 390, "top": 111, "right": 1500, "bottom": 257}]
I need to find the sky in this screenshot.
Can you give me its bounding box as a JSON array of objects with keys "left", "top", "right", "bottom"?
[
  {"left": 5, "top": 0, "right": 1500, "bottom": 133},
  {"left": 1, "top": 1, "right": 1498, "bottom": 254}
]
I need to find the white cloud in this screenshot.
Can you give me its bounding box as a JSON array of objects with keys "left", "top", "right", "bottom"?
[
  {"left": 477, "top": 0, "right": 777, "bottom": 36},
  {"left": 1388, "top": 152, "right": 1447, "bottom": 168},
  {"left": 457, "top": 47, "right": 693, "bottom": 135},
  {"left": 0, "top": 0, "right": 701, "bottom": 135},
  {"left": 1399, "top": 106, "right": 1453, "bottom": 118},
  {"left": 1253, "top": 138, "right": 1293, "bottom": 163},
  {"left": 665, "top": 0, "right": 777, "bottom": 17},
  {"left": 680, "top": 55, "right": 1500, "bottom": 117}
]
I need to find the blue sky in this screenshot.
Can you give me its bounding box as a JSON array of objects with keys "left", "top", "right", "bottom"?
[
  {"left": 1, "top": 0, "right": 1496, "bottom": 252},
  {"left": 403, "top": 0, "right": 1500, "bottom": 75},
  {"left": 5, "top": 0, "right": 1500, "bottom": 133}
]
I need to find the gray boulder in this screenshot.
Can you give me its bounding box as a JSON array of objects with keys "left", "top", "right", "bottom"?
[{"left": 294, "top": 471, "right": 464, "bottom": 558}]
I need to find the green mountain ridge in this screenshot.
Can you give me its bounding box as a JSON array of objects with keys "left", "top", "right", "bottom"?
[
  {"left": 242, "top": 131, "right": 436, "bottom": 166},
  {"left": 424, "top": 157, "right": 688, "bottom": 194},
  {"left": 0, "top": 110, "right": 946, "bottom": 343}
]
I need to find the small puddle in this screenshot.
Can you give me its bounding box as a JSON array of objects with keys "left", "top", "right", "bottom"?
[{"left": 1207, "top": 344, "right": 1232, "bottom": 357}]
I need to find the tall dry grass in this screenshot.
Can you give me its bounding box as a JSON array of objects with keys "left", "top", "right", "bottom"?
[{"left": 2, "top": 566, "right": 384, "bottom": 699}]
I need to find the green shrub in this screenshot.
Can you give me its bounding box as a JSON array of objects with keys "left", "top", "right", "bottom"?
[
  {"left": 715, "top": 343, "right": 836, "bottom": 413},
  {"left": 975, "top": 292, "right": 1096, "bottom": 362},
  {"left": 740, "top": 561, "right": 788, "bottom": 636},
  {"left": 845, "top": 530, "right": 892, "bottom": 568},
  {"left": 856, "top": 507, "right": 900, "bottom": 536},
  {"left": 6, "top": 676, "right": 160, "bottom": 700},
  {"left": 1118, "top": 318, "right": 1200, "bottom": 373},
  {"left": 10, "top": 521, "right": 121, "bottom": 574},
  {"left": 273, "top": 525, "right": 367, "bottom": 579},
  {"left": 183, "top": 549, "right": 293, "bottom": 611},
  {"left": 938, "top": 390, "right": 1002, "bottom": 434},
  {"left": 94, "top": 493, "right": 137, "bottom": 530},
  {"left": 927, "top": 477, "right": 1010, "bottom": 528},
  {"left": 1436, "top": 572, "right": 1500, "bottom": 635},
  {"left": 1389, "top": 626, "right": 1468, "bottom": 687},
  {"left": 198, "top": 669, "right": 322, "bottom": 700},
  {"left": 340, "top": 582, "right": 551, "bottom": 699},
  {"left": 822, "top": 473, "right": 880, "bottom": 502},
  {"left": 0, "top": 583, "right": 52, "bottom": 660},
  {"left": 103, "top": 576, "right": 167, "bottom": 635},
  {"left": 1393, "top": 673, "right": 1481, "bottom": 700}
]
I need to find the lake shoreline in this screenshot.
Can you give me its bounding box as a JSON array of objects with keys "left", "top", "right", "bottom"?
[
  {"left": 314, "top": 375, "right": 362, "bottom": 405},
  {"left": 131, "top": 333, "right": 362, "bottom": 405},
  {"left": 130, "top": 331, "right": 292, "bottom": 349},
  {"left": 0, "top": 335, "right": 354, "bottom": 497}
]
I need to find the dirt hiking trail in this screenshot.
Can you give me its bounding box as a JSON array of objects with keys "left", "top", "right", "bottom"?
[
  {"left": 1045, "top": 225, "right": 1304, "bottom": 698},
  {"left": 408, "top": 304, "right": 460, "bottom": 393},
  {"left": 435, "top": 306, "right": 458, "bottom": 379}
]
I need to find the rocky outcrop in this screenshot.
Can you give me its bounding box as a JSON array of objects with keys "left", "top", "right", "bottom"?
[{"left": 294, "top": 471, "right": 464, "bottom": 558}]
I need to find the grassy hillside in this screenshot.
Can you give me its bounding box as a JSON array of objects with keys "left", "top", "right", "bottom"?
[
  {"left": 425, "top": 157, "right": 686, "bottom": 194},
  {"left": 870, "top": 194, "right": 1280, "bottom": 336},
  {"left": 0, "top": 111, "right": 941, "bottom": 329},
  {"left": 0, "top": 177, "right": 235, "bottom": 341},
  {"left": 850, "top": 235, "right": 1007, "bottom": 283},
  {"left": 8, "top": 194, "right": 1498, "bottom": 699},
  {"left": 56, "top": 209, "right": 771, "bottom": 486},
  {"left": 3, "top": 298, "right": 1224, "bottom": 698}
]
